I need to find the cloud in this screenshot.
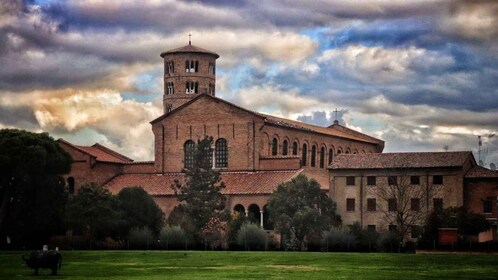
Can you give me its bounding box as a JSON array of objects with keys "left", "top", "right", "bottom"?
[{"left": 318, "top": 45, "right": 454, "bottom": 83}]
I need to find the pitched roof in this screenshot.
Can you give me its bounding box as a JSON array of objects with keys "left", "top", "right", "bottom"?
[
  {"left": 58, "top": 139, "right": 133, "bottom": 164},
  {"left": 104, "top": 170, "right": 304, "bottom": 196},
  {"left": 465, "top": 166, "right": 498, "bottom": 178},
  {"left": 330, "top": 151, "right": 474, "bottom": 170},
  {"left": 160, "top": 44, "right": 220, "bottom": 58},
  {"left": 150, "top": 94, "right": 383, "bottom": 146}
]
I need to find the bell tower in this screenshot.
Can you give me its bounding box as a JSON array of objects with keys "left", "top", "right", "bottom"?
[{"left": 160, "top": 38, "right": 219, "bottom": 114}]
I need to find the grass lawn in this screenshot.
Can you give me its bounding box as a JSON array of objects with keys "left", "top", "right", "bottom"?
[{"left": 1, "top": 251, "right": 497, "bottom": 279}]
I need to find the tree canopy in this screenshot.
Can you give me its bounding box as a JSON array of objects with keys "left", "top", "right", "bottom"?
[
  {"left": 267, "top": 174, "right": 341, "bottom": 250},
  {"left": 0, "top": 129, "right": 72, "bottom": 248},
  {"left": 173, "top": 136, "right": 226, "bottom": 239}
]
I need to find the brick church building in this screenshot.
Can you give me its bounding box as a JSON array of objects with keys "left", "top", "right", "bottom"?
[{"left": 58, "top": 42, "right": 497, "bottom": 239}]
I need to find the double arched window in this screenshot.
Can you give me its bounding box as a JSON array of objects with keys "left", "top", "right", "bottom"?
[
  {"left": 215, "top": 138, "right": 228, "bottom": 168},
  {"left": 184, "top": 140, "right": 196, "bottom": 169}
]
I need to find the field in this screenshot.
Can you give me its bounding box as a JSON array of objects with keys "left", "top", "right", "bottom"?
[{"left": 1, "top": 251, "right": 497, "bottom": 279}]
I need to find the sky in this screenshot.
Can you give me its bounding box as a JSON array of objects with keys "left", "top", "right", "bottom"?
[{"left": 1, "top": 0, "right": 497, "bottom": 166}]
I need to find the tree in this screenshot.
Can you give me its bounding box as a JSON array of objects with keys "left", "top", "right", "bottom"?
[
  {"left": 0, "top": 129, "right": 72, "bottom": 248},
  {"left": 115, "top": 186, "right": 164, "bottom": 244},
  {"left": 267, "top": 174, "right": 341, "bottom": 250},
  {"left": 371, "top": 169, "right": 441, "bottom": 243},
  {"left": 65, "top": 183, "right": 120, "bottom": 247},
  {"left": 172, "top": 136, "right": 226, "bottom": 239}
]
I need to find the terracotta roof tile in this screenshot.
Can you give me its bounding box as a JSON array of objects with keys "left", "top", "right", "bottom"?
[
  {"left": 160, "top": 44, "right": 219, "bottom": 58},
  {"left": 75, "top": 145, "right": 133, "bottom": 164},
  {"left": 466, "top": 166, "right": 498, "bottom": 178},
  {"left": 104, "top": 170, "right": 304, "bottom": 196},
  {"left": 330, "top": 151, "right": 473, "bottom": 170}
]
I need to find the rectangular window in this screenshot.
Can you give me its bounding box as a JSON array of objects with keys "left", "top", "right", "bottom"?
[
  {"left": 433, "top": 198, "right": 443, "bottom": 211},
  {"left": 410, "top": 176, "right": 420, "bottom": 185},
  {"left": 388, "top": 176, "right": 397, "bottom": 185},
  {"left": 411, "top": 198, "right": 420, "bottom": 212},
  {"left": 346, "top": 176, "right": 355, "bottom": 186},
  {"left": 483, "top": 200, "right": 492, "bottom": 214},
  {"left": 367, "top": 176, "right": 376, "bottom": 186},
  {"left": 367, "top": 198, "right": 376, "bottom": 212},
  {"left": 388, "top": 198, "right": 397, "bottom": 212},
  {"left": 433, "top": 175, "right": 443, "bottom": 185},
  {"left": 346, "top": 198, "right": 355, "bottom": 212},
  {"left": 388, "top": 224, "right": 397, "bottom": 232},
  {"left": 367, "top": 225, "right": 376, "bottom": 232}
]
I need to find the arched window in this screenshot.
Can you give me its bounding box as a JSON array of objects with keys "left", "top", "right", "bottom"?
[
  {"left": 328, "top": 148, "right": 334, "bottom": 164},
  {"left": 271, "top": 138, "right": 278, "bottom": 156},
  {"left": 234, "top": 204, "right": 245, "bottom": 214},
  {"left": 302, "top": 143, "right": 307, "bottom": 166},
  {"left": 184, "top": 140, "right": 195, "bottom": 169},
  {"left": 186, "top": 81, "right": 198, "bottom": 94},
  {"left": 185, "top": 60, "right": 198, "bottom": 73},
  {"left": 311, "top": 145, "right": 317, "bottom": 167},
  {"left": 337, "top": 148, "right": 342, "bottom": 155},
  {"left": 282, "top": 140, "right": 288, "bottom": 156},
  {"left": 320, "top": 147, "right": 325, "bottom": 168},
  {"left": 67, "top": 177, "right": 75, "bottom": 194},
  {"left": 215, "top": 138, "right": 228, "bottom": 168},
  {"left": 292, "top": 141, "right": 298, "bottom": 155}
]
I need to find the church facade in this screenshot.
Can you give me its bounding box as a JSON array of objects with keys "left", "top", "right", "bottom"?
[{"left": 58, "top": 43, "right": 497, "bottom": 239}]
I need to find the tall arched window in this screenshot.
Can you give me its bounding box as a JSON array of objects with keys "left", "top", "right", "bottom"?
[
  {"left": 271, "top": 138, "right": 278, "bottom": 156},
  {"left": 215, "top": 138, "right": 228, "bottom": 168},
  {"left": 311, "top": 145, "right": 317, "bottom": 167},
  {"left": 282, "top": 140, "right": 288, "bottom": 156},
  {"left": 292, "top": 141, "right": 298, "bottom": 155},
  {"left": 302, "top": 143, "right": 307, "bottom": 166},
  {"left": 320, "top": 147, "right": 325, "bottom": 168},
  {"left": 184, "top": 140, "right": 195, "bottom": 169},
  {"left": 328, "top": 148, "right": 334, "bottom": 164}
]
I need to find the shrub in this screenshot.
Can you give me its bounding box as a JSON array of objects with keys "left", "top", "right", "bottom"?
[
  {"left": 236, "top": 223, "right": 266, "bottom": 250},
  {"left": 322, "top": 227, "right": 356, "bottom": 252},
  {"left": 128, "top": 227, "right": 155, "bottom": 249},
  {"left": 160, "top": 226, "right": 188, "bottom": 250},
  {"left": 378, "top": 232, "right": 401, "bottom": 253}
]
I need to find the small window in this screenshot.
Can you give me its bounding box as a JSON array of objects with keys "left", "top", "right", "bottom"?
[
  {"left": 311, "top": 145, "right": 317, "bottom": 167},
  {"left": 367, "top": 198, "right": 376, "bottom": 212},
  {"left": 346, "top": 176, "right": 355, "bottom": 186},
  {"left": 271, "top": 138, "right": 278, "bottom": 156},
  {"left": 337, "top": 149, "right": 342, "bottom": 155},
  {"left": 185, "top": 60, "right": 198, "bottom": 73},
  {"left": 388, "top": 176, "right": 397, "bottom": 185},
  {"left": 433, "top": 175, "right": 443, "bottom": 185},
  {"left": 433, "top": 198, "right": 443, "bottom": 211},
  {"left": 411, "top": 198, "right": 420, "bottom": 212},
  {"left": 388, "top": 198, "right": 397, "bottom": 212},
  {"left": 483, "top": 200, "right": 492, "bottom": 214},
  {"left": 208, "top": 83, "right": 215, "bottom": 95},
  {"left": 292, "top": 142, "right": 298, "bottom": 156},
  {"left": 410, "top": 176, "right": 420, "bottom": 185},
  {"left": 165, "top": 103, "right": 173, "bottom": 113},
  {"left": 208, "top": 62, "right": 215, "bottom": 75},
  {"left": 301, "top": 143, "right": 307, "bottom": 166},
  {"left": 167, "top": 82, "right": 174, "bottom": 95},
  {"left": 319, "top": 147, "right": 325, "bottom": 168},
  {"left": 367, "top": 225, "right": 376, "bottom": 232},
  {"left": 165, "top": 61, "right": 174, "bottom": 74},
  {"left": 282, "top": 140, "right": 288, "bottom": 156},
  {"left": 328, "top": 148, "right": 334, "bottom": 164},
  {"left": 388, "top": 224, "right": 397, "bottom": 232},
  {"left": 346, "top": 198, "right": 355, "bottom": 211},
  {"left": 367, "top": 176, "right": 376, "bottom": 186},
  {"left": 411, "top": 225, "right": 421, "bottom": 238}
]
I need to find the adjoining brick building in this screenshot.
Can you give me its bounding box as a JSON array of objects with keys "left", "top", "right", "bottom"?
[
  {"left": 58, "top": 43, "right": 497, "bottom": 239},
  {"left": 59, "top": 42, "right": 384, "bottom": 228}
]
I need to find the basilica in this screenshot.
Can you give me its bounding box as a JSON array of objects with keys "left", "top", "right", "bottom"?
[{"left": 58, "top": 43, "right": 497, "bottom": 241}]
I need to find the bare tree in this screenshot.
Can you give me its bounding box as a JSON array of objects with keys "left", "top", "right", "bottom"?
[{"left": 370, "top": 168, "right": 441, "bottom": 243}]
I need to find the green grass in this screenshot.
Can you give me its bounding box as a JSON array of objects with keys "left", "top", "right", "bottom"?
[{"left": 1, "top": 251, "right": 497, "bottom": 279}]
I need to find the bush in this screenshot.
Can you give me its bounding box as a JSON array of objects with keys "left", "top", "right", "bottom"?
[
  {"left": 128, "top": 227, "right": 155, "bottom": 249},
  {"left": 349, "top": 223, "right": 379, "bottom": 252},
  {"left": 236, "top": 223, "right": 267, "bottom": 250},
  {"left": 378, "top": 232, "right": 401, "bottom": 253},
  {"left": 322, "top": 227, "right": 356, "bottom": 252},
  {"left": 160, "top": 226, "right": 188, "bottom": 250}
]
